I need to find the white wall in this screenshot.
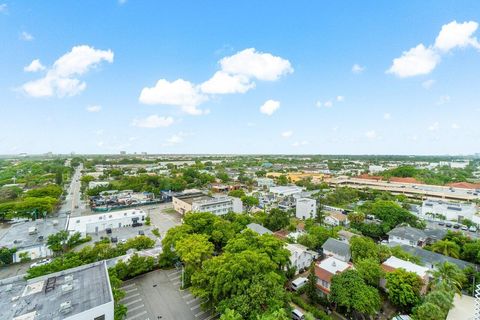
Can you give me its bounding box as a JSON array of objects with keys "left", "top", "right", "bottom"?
[
  {"left": 66, "top": 300, "right": 114, "bottom": 320},
  {"left": 296, "top": 198, "right": 316, "bottom": 220}
]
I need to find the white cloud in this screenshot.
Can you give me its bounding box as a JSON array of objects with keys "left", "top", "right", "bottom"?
[
  {"left": 365, "top": 130, "right": 377, "bottom": 139},
  {"left": 220, "top": 48, "right": 293, "bottom": 81},
  {"left": 281, "top": 130, "right": 293, "bottom": 138},
  {"left": 292, "top": 140, "right": 309, "bottom": 147},
  {"left": 139, "top": 79, "right": 207, "bottom": 115},
  {"left": 434, "top": 21, "right": 480, "bottom": 52},
  {"left": 352, "top": 64, "right": 365, "bottom": 74},
  {"left": 24, "top": 59, "right": 45, "bottom": 72},
  {"left": 22, "top": 45, "right": 113, "bottom": 98},
  {"left": 260, "top": 99, "right": 280, "bottom": 116},
  {"left": 324, "top": 101, "right": 333, "bottom": 108},
  {"left": 336, "top": 95, "right": 345, "bottom": 102},
  {"left": 20, "top": 31, "right": 34, "bottom": 41},
  {"left": 451, "top": 123, "right": 460, "bottom": 129},
  {"left": 163, "top": 132, "right": 187, "bottom": 146},
  {"left": 200, "top": 71, "right": 254, "bottom": 94},
  {"left": 86, "top": 105, "right": 102, "bottom": 112},
  {"left": 384, "top": 113, "right": 391, "bottom": 120},
  {"left": 315, "top": 101, "right": 323, "bottom": 108},
  {"left": 131, "top": 115, "right": 174, "bottom": 128},
  {"left": 387, "top": 44, "right": 440, "bottom": 78},
  {"left": 428, "top": 122, "right": 440, "bottom": 131},
  {"left": 437, "top": 95, "right": 450, "bottom": 105},
  {"left": 0, "top": 4, "right": 7, "bottom": 13},
  {"left": 422, "top": 79, "right": 435, "bottom": 89}
]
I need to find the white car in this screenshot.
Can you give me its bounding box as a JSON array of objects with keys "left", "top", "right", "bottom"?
[
  {"left": 30, "top": 258, "right": 52, "bottom": 268},
  {"left": 119, "top": 239, "right": 127, "bottom": 244},
  {"left": 469, "top": 226, "right": 478, "bottom": 233}
]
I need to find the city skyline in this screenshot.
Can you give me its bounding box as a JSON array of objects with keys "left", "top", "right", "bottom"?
[{"left": 1, "top": 1, "right": 480, "bottom": 155}]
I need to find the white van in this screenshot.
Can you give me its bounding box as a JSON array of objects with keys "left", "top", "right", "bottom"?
[
  {"left": 291, "top": 277, "right": 308, "bottom": 291},
  {"left": 291, "top": 308, "right": 305, "bottom": 320},
  {"left": 28, "top": 227, "right": 38, "bottom": 235}
]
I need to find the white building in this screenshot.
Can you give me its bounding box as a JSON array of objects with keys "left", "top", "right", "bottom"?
[
  {"left": 67, "top": 209, "right": 146, "bottom": 236},
  {"left": 256, "top": 177, "right": 275, "bottom": 188},
  {"left": 88, "top": 181, "right": 110, "bottom": 189},
  {"left": 421, "top": 200, "right": 477, "bottom": 221},
  {"left": 381, "top": 256, "right": 429, "bottom": 293},
  {"left": 295, "top": 198, "right": 316, "bottom": 220},
  {"left": 173, "top": 193, "right": 242, "bottom": 215},
  {"left": 269, "top": 186, "right": 304, "bottom": 198},
  {"left": 369, "top": 165, "right": 385, "bottom": 174},
  {"left": 0, "top": 261, "right": 114, "bottom": 320},
  {"left": 285, "top": 243, "right": 319, "bottom": 273}
]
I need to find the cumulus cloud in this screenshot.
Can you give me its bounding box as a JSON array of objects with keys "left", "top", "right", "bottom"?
[
  {"left": 388, "top": 20, "right": 480, "bottom": 77},
  {"left": 260, "top": 99, "right": 280, "bottom": 116},
  {"left": 163, "top": 132, "right": 187, "bottom": 146},
  {"left": 22, "top": 45, "right": 113, "bottom": 97},
  {"left": 219, "top": 48, "right": 293, "bottom": 81},
  {"left": 200, "top": 71, "right": 254, "bottom": 94},
  {"left": 0, "top": 3, "right": 7, "bottom": 13},
  {"left": 434, "top": 21, "right": 480, "bottom": 51},
  {"left": 24, "top": 59, "right": 45, "bottom": 72},
  {"left": 86, "top": 105, "right": 102, "bottom": 112},
  {"left": 281, "top": 130, "right": 293, "bottom": 138},
  {"left": 139, "top": 79, "right": 207, "bottom": 115},
  {"left": 428, "top": 122, "right": 440, "bottom": 131},
  {"left": 131, "top": 115, "right": 174, "bottom": 128},
  {"left": 352, "top": 64, "right": 365, "bottom": 74},
  {"left": 365, "top": 130, "right": 377, "bottom": 139},
  {"left": 20, "top": 31, "right": 33, "bottom": 41},
  {"left": 387, "top": 44, "right": 440, "bottom": 78}
]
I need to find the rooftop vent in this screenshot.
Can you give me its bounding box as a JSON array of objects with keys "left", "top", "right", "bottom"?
[
  {"left": 60, "top": 301, "right": 72, "bottom": 314},
  {"left": 64, "top": 275, "right": 73, "bottom": 283},
  {"left": 62, "top": 283, "right": 73, "bottom": 293}
]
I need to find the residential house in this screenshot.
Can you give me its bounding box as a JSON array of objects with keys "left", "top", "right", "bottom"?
[
  {"left": 322, "top": 238, "right": 351, "bottom": 262},
  {"left": 315, "top": 256, "right": 353, "bottom": 295},
  {"left": 285, "top": 243, "right": 319, "bottom": 273},
  {"left": 246, "top": 223, "right": 273, "bottom": 235},
  {"left": 337, "top": 230, "right": 356, "bottom": 243},
  {"left": 380, "top": 256, "right": 430, "bottom": 294},
  {"left": 296, "top": 198, "right": 316, "bottom": 220},
  {"left": 387, "top": 225, "right": 446, "bottom": 247},
  {"left": 324, "top": 211, "right": 349, "bottom": 227}
]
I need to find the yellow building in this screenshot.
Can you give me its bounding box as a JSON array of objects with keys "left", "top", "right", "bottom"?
[{"left": 266, "top": 172, "right": 325, "bottom": 183}]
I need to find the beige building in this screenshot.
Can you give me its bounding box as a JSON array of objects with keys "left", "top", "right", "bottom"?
[{"left": 173, "top": 192, "right": 243, "bottom": 215}]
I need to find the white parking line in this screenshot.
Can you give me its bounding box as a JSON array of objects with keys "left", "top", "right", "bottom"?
[
  {"left": 125, "top": 287, "right": 138, "bottom": 294},
  {"left": 127, "top": 304, "right": 145, "bottom": 313},
  {"left": 168, "top": 270, "right": 181, "bottom": 277},
  {"left": 183, "top": 293, "right": 193, "bottom": 299},
  {"left": 203, "top": 314, "right": 219, "bottom": 320},
  {"left": 126, "top": 311, "right": 147, "bottom": 320},
  {"left": 195, "top": 310, "right": 206, "bottom": 317},
  {"left": 125, "top": 298, "right": 142, "bottom": 307},
  {"left": 170, "top": 275, "right": 181, "bottom": 281},
  {"left": 172, "top": 281, "right": 181, "bottom": 286},
  {"left": 122, "top": 283, "right": 136, "bottom": 289},
  {"left": 187, "top": 298, "right": 200, "bottom": 305},
  {"left": 191, "top": 303, "right": 201, "bottom": 311},
  {"left": 121, "top": 293, "right": 140, "bottom": 302}
]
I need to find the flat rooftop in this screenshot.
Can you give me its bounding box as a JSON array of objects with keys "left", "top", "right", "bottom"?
[
  {"left": 67, "top": 209, "right": 145, "bottom": 233},
  {"left": 0, "top": 261, "right": 112, "bottom": 320}
]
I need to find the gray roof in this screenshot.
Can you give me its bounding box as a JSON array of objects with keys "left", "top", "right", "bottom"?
[
  {"left": 423, "top": 228, "right": 447, "bottom": 241},
  {"left": 322, "top": 238, "right": 351, "bottom": 258},
  {"left": 246, "top": 223, "right": 273, "bottom": 235},
  {"left": 0, "top": 261, "right": 112, "bottom": 320},
  {"left": 387, "top": 226, "right": 426, "bottom": 242},
  {"left": 389, "top": 243, "right": 477, "bottom": 270}
]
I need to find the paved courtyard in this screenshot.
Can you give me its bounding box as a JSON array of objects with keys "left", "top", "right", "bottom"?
[{"left": 120, "top": 269, "right": 218, "bottom": 320}]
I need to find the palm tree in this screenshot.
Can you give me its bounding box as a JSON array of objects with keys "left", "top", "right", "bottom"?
[
  {"left": 430, "top": 261, "right": 466, "bottom": 294},
  {"left": 431, "top": 240, "right": 461, "bottom": 259}
]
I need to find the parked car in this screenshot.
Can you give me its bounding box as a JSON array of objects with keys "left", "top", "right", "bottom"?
[
  {"left": 110, "top": 236, "right": 118, "bottom": 243},
  {"left": 469, "top": 226, "right": 478, "bottom": 233},
  {"left": 461, "top": 226, "right": 469, "bottom": 231},
  {"left": 453, "top": 224, "right": 461, "bottom": 229},
  {"left": 446, "top": 222, "right": 453, "bottom": 228},
  {"left": 106, "top": 228, "right": 112, "bottom": 234},
  {"left": 291, "top": 277, "right": 308, "bottom": 291},
  {"left": 438, "top": 221, "right": 445, "bottom": 226},
  {"left": 30, "top": 258, "right": 52, "bottom": 268},
  {"left": 138, "top": 230, "right": 145, "bottom": 236},
  {"left": 119, "top": 238, "right": 127, "bottom": 244},
  {"left": 132, "top": 222, "right": 143, "bottom": 227},
  {"left": 291, "top": 309, "right": 305, "bottom": 320}
]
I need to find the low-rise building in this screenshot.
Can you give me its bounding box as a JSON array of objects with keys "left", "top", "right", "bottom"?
[
  {"left": 324, "top": 211, "right": 349, "bottom": 227},
  {"left": 387, "top": 226, "right": 426, "bottom": 247},
  {"left": 421, "top": 200, "right": 477, "bottom": 221},
  {"left": 173, "top": 193, "right": 242, "bottom": 215},
  {"left": 296, "top": 198, "right": 316, "bottom": 220},
  {"left": 246, "top": 223, "right": 273, "bottom": 235},
  {"left": 269, "top": 186, "right": 304, "bottom": 198},
  {"left": 88, "top": 181, "right": 110, "bottom": 189},
  {"left": 67, "top": 209, "right": 146, "bottom": 236},
  {"left": 322, "top": 238, "right": 351, "bottom": 262},
  {"left": 0, "top": 261, "right": 114, "bottom": 320},
  {"left": 380, "top": 256, "right": 429, "bottom": 294},
  {"left": 285, "top": 243, "right": 319, "bottom": 273},
  {"left": 256, "top": 178, "right": 275, "bottom": 188},
  {"left": 315, "top": 256, "right": 353, "bottom": 295}
]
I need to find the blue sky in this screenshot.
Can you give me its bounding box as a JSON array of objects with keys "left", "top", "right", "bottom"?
[{"left": 1, "top": 1, "right": 480, "bottom": 155}]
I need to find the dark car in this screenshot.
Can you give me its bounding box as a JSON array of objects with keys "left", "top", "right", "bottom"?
[
  {"left": 446, "top": 222, "right": 453, "bottom": 228},
  {"left": 132, "top": 222, "right": 143, "bottom": 227},
  {"left": 453, "top": 224, "right": 461, "bottom": 229},
  {"left": 438, "top": 221, "right": 445, "bottom": 226},
  {"left": 138, "top": 230, "right": 145, "bottom": 235},
  {"left": 110, "top": 236, "right": 118, "bottom": 243},
  {"left": 106, "top": 228, "right": 112, "bottom": 234},
  {"left": 38, "top": 235, "right": 44, "bottom": 241}
]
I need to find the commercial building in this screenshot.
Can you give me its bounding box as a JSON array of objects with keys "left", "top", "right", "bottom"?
[
  {"left": 269, "top": 186, "right": 304, "bottom": 198},
  {"left": 0, "top": 261, "right": 114, "bottom": 320},
  {"left": 421, "top": 200, "right": 477, "bottom": 221},
  {"left": 172, "top": 193, "right": 242, "bottom": 215},
  {"left": 315, "top": 256, "right": 353, "bottom": 295},
  {"left": 67, "top": 209, "right": 146, "bottom": 236},
  {"left": 285, "top": 243, "right": 318, "bottom": 273},
  {"left": 256, "top": 177, "right": 275, "bottom": 188},
  {"left": 88, "top": 181, "right": 110, "bottom": 189},
  {"left": 295, "top": 198, "right": 316, "bottom": 220}
]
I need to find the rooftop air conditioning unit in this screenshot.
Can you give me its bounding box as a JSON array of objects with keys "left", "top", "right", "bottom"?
[
  {"left": 60, "top": 301, "right": 72, "bottom": 313},
  {"left": 64, "top": 275, "right": 73, "bottom": 283},
  {"left": 62, "top": 283, "right": 73, "bottom": 293}
]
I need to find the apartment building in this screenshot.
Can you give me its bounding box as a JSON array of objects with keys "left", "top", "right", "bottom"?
[
  {"left": 295, "top": 198, "right": 316, "bottom": 220},
  {"left": 173, "top": 193, "right": 242, "bottom": 215}
]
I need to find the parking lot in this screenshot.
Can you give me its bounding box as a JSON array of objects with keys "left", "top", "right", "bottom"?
[
  {"left": 120, "top": 269, "right": 218, "bottom": 320},
  {"left": 425, "top": 220, "right": 480, "bottom": 239}
]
